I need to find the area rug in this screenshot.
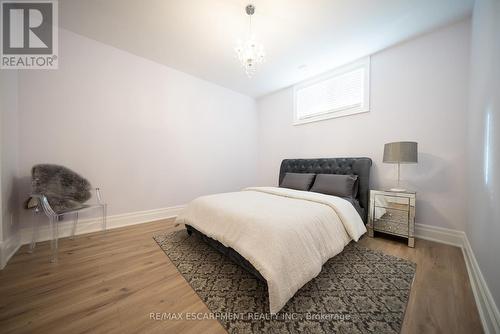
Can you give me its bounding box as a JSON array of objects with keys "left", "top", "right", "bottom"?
[{"left": 154, "top": 230, "right": 416, "bottom": 334}]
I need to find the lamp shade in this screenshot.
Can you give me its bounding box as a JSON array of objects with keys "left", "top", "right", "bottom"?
[{"left": 383, "top": 141, "right": 418, "bottom": 164}]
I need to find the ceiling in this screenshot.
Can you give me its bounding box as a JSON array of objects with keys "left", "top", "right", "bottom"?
[{"left": 60, "top": 0, "right": 474, "bottom": 98}]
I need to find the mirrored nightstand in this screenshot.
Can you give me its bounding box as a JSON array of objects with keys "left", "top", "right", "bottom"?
[{"left": 367, "top": 190, "right": 416, "bottom": 247}]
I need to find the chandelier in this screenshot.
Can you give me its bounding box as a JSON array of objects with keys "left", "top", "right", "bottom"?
[{"left": 235, "top": 4, "right": 265, "bottom": 78}]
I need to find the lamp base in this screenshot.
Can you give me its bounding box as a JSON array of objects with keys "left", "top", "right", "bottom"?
[{"left": 389, "top": 187, "right": 407, "bottom": 192}]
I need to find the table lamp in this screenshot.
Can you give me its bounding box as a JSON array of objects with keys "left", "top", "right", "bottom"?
[{"left": 383, "top": 141, "right": 418, "bottom": 192}]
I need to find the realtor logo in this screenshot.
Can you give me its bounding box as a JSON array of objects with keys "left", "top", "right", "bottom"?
[{"left": 1, "top": 0, "right": 58, "bottom": 69}]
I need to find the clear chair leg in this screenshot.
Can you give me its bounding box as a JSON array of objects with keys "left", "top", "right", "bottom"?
[
  {"left": 50, "top": 216, "right": 59, "bottom": 263},
  {"left": 29, "top": 207, "right": 40, "bottom": 253},
  {"left": 70, "top": 212, "right": 78, "bottom": 240}
]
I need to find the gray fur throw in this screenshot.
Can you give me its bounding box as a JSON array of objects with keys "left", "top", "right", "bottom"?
[{"left": 30, "top": 164, "right": 92, "bottom": 214}]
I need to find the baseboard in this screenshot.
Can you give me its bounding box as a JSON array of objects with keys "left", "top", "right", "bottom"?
[
  {"left": 462, "top": 236, "right": 500, "bottom": 334},
  {"left": 18, "top": 205, "right": 186, "bottom": 246},
  {"left": 415, "top": 223, "right": 465, "bottom": 247},
  {"left": 415, "top": 223, "right": 500, "bottom": 334},
  {"left": 0, "top": 231, "right": 21, "bottom": 269}
]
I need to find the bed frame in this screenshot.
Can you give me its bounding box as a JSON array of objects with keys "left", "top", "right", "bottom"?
[{"left": 186, "top": 157, "right": 372, "bottom": 281}]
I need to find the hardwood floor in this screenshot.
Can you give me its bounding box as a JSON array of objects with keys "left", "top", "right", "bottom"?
[
  {"left": 0, "top": 219, "right": 483, "bottom": 334},
  {"left": 359, "top": 234, "right": 483, "bottom": 334}
]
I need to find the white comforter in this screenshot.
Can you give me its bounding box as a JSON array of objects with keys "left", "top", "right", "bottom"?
[{"left": 175, "top": 186, "right": 367, "bottom": 314}]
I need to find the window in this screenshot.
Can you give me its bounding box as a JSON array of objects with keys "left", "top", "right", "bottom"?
[{"left": 293, "top": 57, "right": 370, "bottom": 125}]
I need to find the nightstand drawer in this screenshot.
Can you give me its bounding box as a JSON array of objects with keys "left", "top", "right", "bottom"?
[
  {"left": 374, "top": 194, "right": 409, "bottom": 210},
  {"left": 374, "top": 219, "right": 409, "bottom": 236},
  {"left": 374, "top": 207, "right": 409, "bottom": 224}
]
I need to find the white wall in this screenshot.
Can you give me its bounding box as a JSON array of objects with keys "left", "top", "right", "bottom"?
[
  {"left": 257, "top": 19, "right": 470, "bottom": 231},
  {"left": 466, "top": 0, "right": 500, "bottom": 321},
  {"left": 0, "top": 70, "right": 21, "bottom": 268},
  {"left": 16, "top": 29, "right": 258, "bottom": 228}
]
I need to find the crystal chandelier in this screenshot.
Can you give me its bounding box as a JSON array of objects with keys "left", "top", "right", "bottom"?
[{"left": 235, "top": 4, "right": 265, "bottom": 78}]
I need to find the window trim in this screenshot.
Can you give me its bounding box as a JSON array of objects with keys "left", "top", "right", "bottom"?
[{"left": 293, "top": 57, "right": 370, "bottom": 125}]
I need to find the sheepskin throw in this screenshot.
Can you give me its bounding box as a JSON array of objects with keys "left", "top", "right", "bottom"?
[{"left": 31, "top": 164, "right": 92, "bottom": 214}]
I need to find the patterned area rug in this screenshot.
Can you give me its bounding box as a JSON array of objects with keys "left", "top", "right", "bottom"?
[{"left": 154, "top": 230, "right": 416, "bottom": 334}]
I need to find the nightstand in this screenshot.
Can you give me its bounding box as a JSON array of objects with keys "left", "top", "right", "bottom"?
[{"left": 367, "top": 190, "right": 416, "bottom": 247}]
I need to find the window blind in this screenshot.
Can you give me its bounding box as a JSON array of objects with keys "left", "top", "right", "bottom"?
[
  {"left": 296, "top": 68, "right": 364, "bottom": 119},
  {"left": 293, "top": 58, "right": 370, "bottom": 124}
]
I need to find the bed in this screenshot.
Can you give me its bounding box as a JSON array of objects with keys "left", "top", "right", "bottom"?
[{"left": 176, "top": 157, "right": 372, "bottom": 314}]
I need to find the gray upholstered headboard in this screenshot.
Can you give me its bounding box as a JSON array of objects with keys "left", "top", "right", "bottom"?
[{"left": 279, "top": 158, "right": 372, "bottom": 223}]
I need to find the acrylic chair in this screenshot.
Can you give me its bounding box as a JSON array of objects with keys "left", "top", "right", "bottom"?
[{"left": 28, "top": 164, "right": 107, "bottom": 263}]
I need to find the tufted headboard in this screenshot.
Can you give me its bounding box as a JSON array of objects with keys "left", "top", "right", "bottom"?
[{"left": 279, "top": 158, "right": 372, "bottom": 223}]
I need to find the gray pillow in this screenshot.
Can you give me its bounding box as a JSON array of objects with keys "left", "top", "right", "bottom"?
[
  {"left": 310, "top": 174, "right": 358, "bottom": 198},
  {"left": 280, "top": 173, "right": 316, "bottom": 191}
]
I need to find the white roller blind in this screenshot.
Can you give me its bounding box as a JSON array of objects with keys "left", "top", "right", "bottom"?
[{"left": 294, "top": 58, "right": 370, "bottom": 124}]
